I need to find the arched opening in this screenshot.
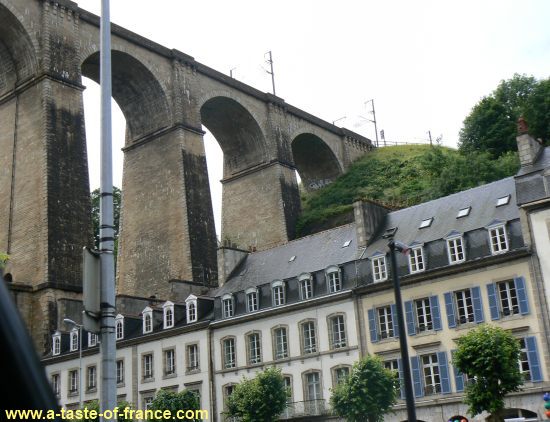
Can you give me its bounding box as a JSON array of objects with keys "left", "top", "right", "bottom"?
[
  {"left": 485, "top": 408, "right": 538, "bottom": 421},
  {"left": 3, "top": 273, "right": 12, "bottom": 283},
  {"left": 291, "top": 133, "right": 342, "bottom": 192}
]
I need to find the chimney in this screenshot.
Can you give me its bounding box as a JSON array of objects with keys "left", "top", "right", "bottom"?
[
  {"left": 354, "top": 200, "right": 390, "bottom": 248},
  {"left": 216, "top": 246, "right": 248, "bottom": 287},
  {"left": 516, "top": 117, "right": 543, "bottom": 167}
]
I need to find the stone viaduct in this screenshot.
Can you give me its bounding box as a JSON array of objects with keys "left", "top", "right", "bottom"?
[{"left": 0, "top": 0, "right": 372, "bottom": 352}]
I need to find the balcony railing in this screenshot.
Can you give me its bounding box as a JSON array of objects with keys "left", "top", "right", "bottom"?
[{"left": 279, "top": 399, "right": 330, "bottom": 419}]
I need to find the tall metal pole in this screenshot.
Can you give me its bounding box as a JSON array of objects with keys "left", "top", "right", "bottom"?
[
  {"left": 388, "top": 240, "right": 417, "bottom": 422},
  {"left": 366, "top": 99, "right": 380, "bottom": 147},
  {"left": 99, "top": 0, "right": 116, "bottom": 419},
  {"left": 79, "top": 325, "right": 83, "bottom": 409},
  {"left": 266, "top": 51, "right": 276, "bottom": 96}
]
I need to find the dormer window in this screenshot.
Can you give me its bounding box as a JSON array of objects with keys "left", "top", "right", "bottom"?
[
  {"left": 52, "top": 332, "right": 61, "bottom": 356},
  {"left": 163, "top": 301, "right": 174, "bottom": 329},
  {"left": 142, "top": 307, "right": 153, "bottom": 334},
  {"left": 326, "top": 266, "right": 342, "bottom": 293},
  {"left": 487, "top": 223, "right": 508, "bottom": 255},
  {"left": 446, "top": 233, "right": 465, "bottom": 264},
  {"left": 88, "top": 332, "right": 98, "bottom": 347},
  {"left": 222, "top": 294, "right": 234, "bottom": 318},
  {"left": 185, "top": 295, "right": 198, "bottom": 323},
  {"left": 272, "top": 281, "right": 285, "bottom": 307},
  {"left": 299, "top": 273, "right": 313, "bottom": 300},
  {"left": 115, "top": 314, "right": 124, "bottom": 340},
  {"left": 409, "top": 244, "right": 425, "bottom": 274},
  {"left": 70, "top": 328, "right": 79, "bottom": 352},
  {"left": 371, "top": 254, "right": 388, "bottom": 282},
  {"left": 245, "top": 288, "right": 259, "bottom": 312}
]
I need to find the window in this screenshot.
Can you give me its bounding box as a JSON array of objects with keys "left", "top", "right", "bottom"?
[
  {"left": 377, "top": 305, "right": 395, "bottom": 339},
  {"left": 163, "top": 302, "right": 174, "bottom": 329},
  {"left": 328, "top": 314, "right": 347, "bottom": 349},
  {"left": 186, "top": 295, "right": 198, "bottom": 322},
  {"left": 273, "top": 326, "right": 289, "bottom": 360},
  {"left": 52, "top": 334, "right": 61, "bottom": 356},
  {"left": 333, "top": 366, "right": 350, "bottom": 386},
  {"left": 69, "top": 370, "right": 79, "bottom": 394},
  {"left": 499, "top": 280, "right": 519, "bottom": 316},
  {"left": 299, "top": 274, "right": 313, "bottom": 300},
  {"left": 415, "top": 298, "right": 433, "bottom": 332},
  {"left": 421, "top": 353, "right": 441, "bottom": 395},
  {"left": 245, "top": 288, "right": 258, "bottom": 312},
  {"left": 419, "top": 217, "right": 433, "bottom": 228},
  {"left": 51, "top": 374, "right": 60, "bottom": 396},
  {"left": 372, "top": 256, "right": 388, "bottom": 282},
  {"left": 272, "top": 281, "right": 285, "bottom": 306},
  {"left": 164, "top": 349, "right": 176, "bottom": 376},
  {"left": 517, "top": 337, "right": 542, "bottom": 383},
  {"left": 488, "top": 225, "right": 508, "bottom": 254},
  {"left": 246, "top": 332, "right": 262, "bottom": 365},
  {"left": 116, "top": 360, "right": 124, "bottom": 384},
  {"left": 88, "top": 333, "right": 98, "bottom": 347},
  {"left": 223, "top": 337, "right": 236, "bottom": 369},
  {"left": 222, "top": 294, "right": 234, "bottom": 318},
  {"left": 301, "top": 320, "right": 317, "bottom": 354},
  {"left": 409, "top": 246, "right": 425, "bottom": 273},
  {"left": 187, "top": 344, "right": 199, "bottom": 371},
  {"left": 457, "top": 207, "right": 471, "bottom": 218},
  {"left": 487, "top": 277, "right": 530, "bottom": 321},
  {"left": 455, "top": 289, "right": 474, "bottom": 324},
  {"left": 496, "top": 194, "right": 510, "bottom": 207},
  {"left": 87, "top": 366, "right": 97, "bottom": 390},
  {"left": 283, "top": 375, "right": 293, "bottom": 402},
  {"left": 444, "top": 287, "right": 484, "bottom": 327},
  {"left": 143, "top": 396, "right": 154, "bottom": 411},
  {"left": 223, "top": 384, "right": 236, "bottom": 410},
  {"left": 326, "top": 266, "right": 342, "bottom": 292},
  {"left": 142, "top": 307, "right": 153, "bottom": 334},
  {"left": 446, "top": 235, "right": 465, "bottom": 264},
  {"left": 115, "top": 315, "right": 124, "bottom": 340},
  {"left": 70, "top": 328, "right": 79, "bottom": 352},
  {"left": 518, "top": 338, "right": 531, "bottom": 381},
  {"left": 304, "top": 371, "right": 322, "bottom": 401},
  {"left": 142, "top": 353, "right": 153, "bottom": 380}
]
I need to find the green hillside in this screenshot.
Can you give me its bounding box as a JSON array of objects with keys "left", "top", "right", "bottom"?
[{"left": 296, "top": 144, "right": 519, "bottom": 236}]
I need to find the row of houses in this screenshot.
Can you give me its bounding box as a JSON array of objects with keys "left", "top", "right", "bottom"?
[{"left": 42, "top": 131, "right": 550, "bottom": 421}]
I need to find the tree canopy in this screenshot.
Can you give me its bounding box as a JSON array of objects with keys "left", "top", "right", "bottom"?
[
  {"left": 453, "top": 324, "right": 523, "bottom": 420},
  {"left": 147, "top": 389, "right": 202, "bottom": 422},
  {"left": 330, "top": 355, "right": 398, "bottom": 422},
  {"left": 459, "top": 74, "right": 550, "bottom": 157},
  {"left": 225, "top": 367, "right": 289, "bottom": 422}
]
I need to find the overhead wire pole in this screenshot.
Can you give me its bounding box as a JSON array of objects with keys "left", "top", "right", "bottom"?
[
  {"left": 265, "top": 50, "right": 276, "bottom": 95},
  {"left": 365, "top": 99, "right": 380, "bottom": 147},
  {"left": 99, "top": 0, "right": 116, "bottom": 419}
]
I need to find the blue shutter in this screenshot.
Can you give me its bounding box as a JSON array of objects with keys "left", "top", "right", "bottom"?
[
  {"left": 525, "top": 336, "right": 542, "bottom": 382},
  {"left": 411, "top": 356, "right": 423, "bottom": 397},
  {"left": 444, "top": 292, "right": 456, "bottom": 328},
  {"left": 437, "top": 351, "right": 451, "bottom": 394},
  {"left": 430, "top": 295, "right": 442, "bottom": 331},
  {"left": 487, "top": 283, "right": 500, "bottom": 320},
  {"left": 451, "top": 349, "right": 465, "bottom": 392},
  {"left": 471, "top": 286, "right": 484, "bottom": 323},
  {"left": 368, "top": 309, "right": 378, "bottom": 343},
  {"left": 391, "top": 304, "right": 399, "bottom": 338},
  {"left": 397, "top": 358, "right": 405, "bottom": 399},
  {"left": 405, "top": 300, "right": 416, "bottom": 336},
  {"left": 515, "top": 277, "right": 529, "bottom": 315}
]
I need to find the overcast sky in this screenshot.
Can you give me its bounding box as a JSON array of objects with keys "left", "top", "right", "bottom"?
[{"left": 77, "top": 0, "right": 550, "bottom": 234}]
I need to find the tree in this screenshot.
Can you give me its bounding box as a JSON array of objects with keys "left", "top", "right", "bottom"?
[
  {"left": 147, "top": 389, "right": 201, "bottom": 422},
  {"left": 459, "top": 74, "right": 549, "bottom": 157},
  {"left": 91, "top": 186, "right": 121, "bottom": 255},
  {"left": 0, "top": 253, "right": 8, "bottom": 269},
  {"left": 330, "top": 355, "right": 398, "bottom": 422},
  {"left": 71, "top": 399, "right": 134, "bottom": 422},
  {"left": 453, "top": 324, "right": 522, "bottom": 421},
  {"left": 225, "top": 367, "right": 289, "bottom": 422}
]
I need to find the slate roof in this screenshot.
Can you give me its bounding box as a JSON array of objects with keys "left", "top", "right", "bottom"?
[{"left": 515, "top": 147, "right": 550, "bottom": 205}]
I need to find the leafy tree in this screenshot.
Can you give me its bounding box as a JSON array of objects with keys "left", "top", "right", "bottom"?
[
  {"left": 453, "top": 324, "right": 523, "bottom": 421},
  {"left": 147, "top": 389, "right": 201, "bottom": 422},
  {"left": 330, "top": 355, "right": 398, "bottom": 422},
  {"left": 459, "top": 74, "right": 549, "bottom": 157},
  {"left": 71, "top": 399, "right": 134, "bottom": 422},
  {"left": 0, "top": 253, "right": 8, "bottom": 269},
  {"left": 225, "top": 367, "right": 289, "bottom": 422},
  {"left": 91, "top": 186, "right": 121, "bottom": 255}
]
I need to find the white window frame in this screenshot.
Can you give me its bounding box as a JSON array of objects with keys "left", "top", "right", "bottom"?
[
  {"left": 332, "top": 366, "right": 351, "bottom": 386},
  {"left": 52, "top": 332, "right": 61, "bottom": 356},
  {"left": 142, "top": 353, "right": 153, "bottom": 380},
  {"left": 142, "top": 307, "right": 153, "bottom": 334},
  {"left": 421, "top": 353, "right": 441, "bottom": 395},
  {"left": 488, "top": 224, "right": 509, "bottom": 255},
  {"left": 455, "top": 289, "right": 475, "bottom": 324},
  {"left": 497, "top": 279, "right": 520, "bottom": 316},
  {"left": 371, "top": 255, "right": 388, "bottom": 282},
  {"left": 222, "top": 294, "right": 234, "bottom": 318},
  {"left": 326, "top": 266, "right": 342, "bottom": 293},
  {"left": 51, "top": 373, "right": 60, "bottom": 396},
  {"left": 303, "top": 371, "right": 322, "bottom": 401},
  {"left": 115, "top": 314, "right": 124, "bottom": 340},
  {"left": 301, "top": 320, "right": 317, "bottom": 354},
  {"left": 88, "top": 332, "right": 98, "bottom": 347},
  {"left": 377, "top": 305, "right": 394, "bottom": 339},
  {"left": 69, "top": 369, "right": 79, "bottom": 393},
  {"left": 164, "top": 348, "right": 176, "bottom": 375},
  {"left": 116, "top": 359, "right": 124, "bottom": 384},
  {"left": 408, "top": 245, "right": 425, "bottom": 274},
  {"left": 187, "top": 343, "right": 199, "bottom": 371},
  {"left": 163, "top": 301, "right": 174, "bottom": 329},
  {"left": 223, "top": 337, "right": 236, "bottom": 369},
  {"left": 247, "top": 332, "right": 262, "bottom": 365},
  {"left": 415, "top": 297, "right": 433, "bottom": 332},
  {"left": 329, "top": 314, "right": 347, "bottom": 349},
  {"left": 273, "top": 326, "right": 289, "bottom": 360},
  {"left": 87, "top": 365, "right": 97, "bottom": 390},
  {"left": 245, "top": 288, "right": 259, "bottom": 312},
  {"left": 70, "top": 328, "right": 79, "bottom": 352},
  {"left": 272, "top": 280, "right": 285, "bottom": 306},
  {"left": 518, "top": 338, "right": 532, "bottom": 381},
  {"left": 299, "top": 273, "right": 313, "bottom": 300},
  {"left": 446, "top": 235, "right": 465, "bottom": 264},
  {"left": 185, "top": 295, "right": 198, "bottom": 322}
]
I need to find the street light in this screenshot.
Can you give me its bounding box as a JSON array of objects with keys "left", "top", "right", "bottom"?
[{"left": 63, "top": 317, "right": 83, "bottom": 409}]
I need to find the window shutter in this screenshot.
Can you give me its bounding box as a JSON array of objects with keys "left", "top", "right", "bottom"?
[
  {"left": 405, "top": 301, "right": 416, "bottom": 336},
  {"left": 410, "top": 356, "right": 423, "bottom": 398},
  {"left": 471, "top": 286, "right": 484, "bottom": 323},
  {"left": 451, "top": 349, "right": 465, "bottom": 392},
  {"left": 525, "top": 336, "right": 542, "bottom": 382},
  {"left": 487, "top": 283, "right": 500, "bottom": 320},
  {"left": 437, "top": 351, "right": 451, "bottom": 394},
  {"left": 391, "top": 304, "right": 399, "bottom": 338},
  {"left": 515, "top": 276, "right": 529, "bottom": 315},
  {"left": 397, "top": 358, "right": 405, "bottom": 399},
  {"left": 368, "top": 309, "right": 378, "bottom": 343},
  {"left": 430, "top": 295, "right": 442, "bottom": 331},
  {"left": 444, "top": 292, "right": 456, "bottom": 328}
]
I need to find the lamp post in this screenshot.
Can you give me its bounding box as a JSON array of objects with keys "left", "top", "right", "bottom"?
[
  {"left": 63, "top": 318, "right": 83, "bottom": 409},
  {"left": 387, "top": 238, "right": 417, "bottom": 422}
]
